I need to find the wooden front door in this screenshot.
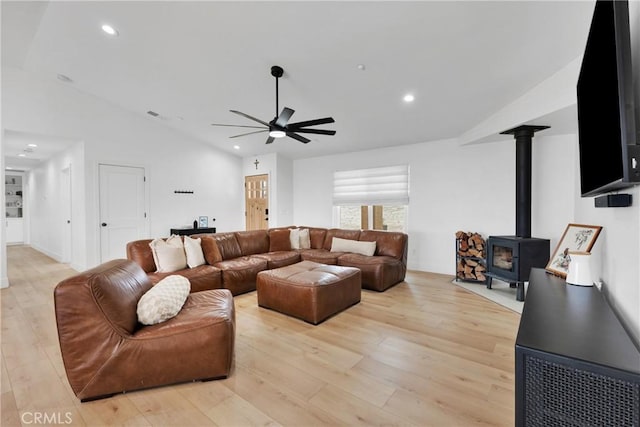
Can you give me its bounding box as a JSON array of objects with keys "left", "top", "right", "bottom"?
[{"left": 245, "top": 174, "right": 269, "bottom": 230}]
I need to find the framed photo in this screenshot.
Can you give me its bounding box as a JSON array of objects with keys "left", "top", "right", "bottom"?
[
  {"left": 546, "top": 223, "right": 602, "bottom": 278},
  {"left": 198, "top": 216, "right": 208, "bottom": 228}
]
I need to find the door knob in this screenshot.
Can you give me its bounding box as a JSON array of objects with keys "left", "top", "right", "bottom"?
[{"left": 101, "top": 222, "right": 107, "bottom": 227}]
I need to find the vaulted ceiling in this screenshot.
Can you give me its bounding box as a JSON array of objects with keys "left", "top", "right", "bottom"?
[{"left": 2, "top": 1, "right": 595, "bottom": 166}]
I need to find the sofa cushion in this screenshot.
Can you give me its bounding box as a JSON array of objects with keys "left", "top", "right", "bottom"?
[
  {"left": 338, "top": 253, "right": 405, "bottom": 291},
  {"left": 331, "top": 237, "right": 376, "bottom": 256},
  {"left": 210, "top": 233, "right": 243, "bottom": 260},
  {"left": 137, "top": 275, "right": 190, "bottom": 325},
  {"left": 214, "top": 256, "right": 268, "bottom": 295},
  {"left": 252, "top": 251, "right": 301, "bottom": 269},
  {"left": 235, "top": 230, "right": 270, "bottom": 256},
  {"left": 269, "top": 228, "right": 292, "bottom": 252},
  {"left": 308, "top": 227, "right": 327, "bottom": 249},
  {"left": 200, "top": 235, "right": 223, "bottom": 264},
  {"left": 360, "top": 230, "right": 407, "bottom": 260},
  {"left": 148, "top": 264, "right": 223, "bottom": 293},
  {"left": 87, "top": 259, "right": 153, "bottom": 335},
  {"left": 149, "top": 236, "right": 187, "bottom": 273},
  {"left": 126, "top": 239, "right": 156, "bottom": 273},
  {"left": 300, "top": 249, "right": 344, "bottom": 265},
  {"left": 184, "top": 236, "right": 206, "bottom": 268}
]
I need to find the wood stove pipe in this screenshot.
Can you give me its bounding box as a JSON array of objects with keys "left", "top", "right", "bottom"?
[{"left": 500, "top": 125, "right": 550, "bottom": 238}]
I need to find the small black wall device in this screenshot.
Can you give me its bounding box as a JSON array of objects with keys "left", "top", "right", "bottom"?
[{"left": 594, "top": 193, "right": 632, "bottom": 207}]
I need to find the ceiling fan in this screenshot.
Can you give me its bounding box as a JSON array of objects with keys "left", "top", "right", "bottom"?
[{"left": 211, "top": 65, "right": 336, "bottom": 144}]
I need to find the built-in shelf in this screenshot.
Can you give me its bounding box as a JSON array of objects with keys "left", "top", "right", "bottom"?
[{"left": 5, "top": 175, "right": 23, "bottom": 219}]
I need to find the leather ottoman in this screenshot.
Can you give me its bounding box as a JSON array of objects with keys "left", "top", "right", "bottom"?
[{"left": 256, "top": 260, "right": 361, "bottom": 325}]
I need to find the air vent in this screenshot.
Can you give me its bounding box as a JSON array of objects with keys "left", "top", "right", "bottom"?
[{"left": 146, "top": 110, "right": 159, "bottom": 117}]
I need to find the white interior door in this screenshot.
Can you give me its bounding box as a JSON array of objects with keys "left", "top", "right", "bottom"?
[
  {"left": 99, "top": 164, "right": 146, "bottom": 262},
  {"left": 61, "top": 166, "right": 72, "bottom": 263}
]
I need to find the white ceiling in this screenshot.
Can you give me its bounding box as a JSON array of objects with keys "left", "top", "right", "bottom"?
[
  {"left": 2, "top": 1, "right": 595, "bottom": 164},
  {"left": 3, "top": 130, "right": 79, "bottom": 171}
]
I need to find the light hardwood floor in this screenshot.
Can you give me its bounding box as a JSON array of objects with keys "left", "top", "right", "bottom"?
[{"left": 1, "top": 245, "right": 520, "bottom": 426}]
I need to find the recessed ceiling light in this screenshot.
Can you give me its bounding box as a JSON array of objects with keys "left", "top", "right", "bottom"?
[
  {"left": 27, "top": 143, "right": 38, "bottom": 148},
  {"left": 6, "top": 167, "right": 13, "bottom": 170},
  {"left": 101, "top": 24, "right": 119, "bottom": 36},
  {"left": 18, "top": 154, "right": 26, "bottom": 157},
  {"left": 357, "top": 64, "right": 366, "bottom": 71},
  {"left": 403, "top": 94, "right": 415, "bottom": 103},
  {"left": 233, "top": 145, "right": 240, "bottom": 150}
]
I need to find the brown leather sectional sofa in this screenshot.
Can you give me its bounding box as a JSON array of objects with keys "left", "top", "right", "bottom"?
[
  {"left": 127, "top": 227, "right": 408, "bottom": 293},
  {"left": 54, "top": 259, "right": 235, "bottom": 401}
]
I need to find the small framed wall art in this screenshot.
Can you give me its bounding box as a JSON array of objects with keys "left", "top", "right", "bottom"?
[
  {"left": 198, "top": 216, "right": 208, "bottom": 228},
  {"left": 545, "top": 223, "right": 602, "bottom": 278}
]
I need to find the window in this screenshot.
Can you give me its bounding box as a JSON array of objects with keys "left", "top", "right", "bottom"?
[{"left": 333, "top": 165, "right": 409, "bottom": 232}]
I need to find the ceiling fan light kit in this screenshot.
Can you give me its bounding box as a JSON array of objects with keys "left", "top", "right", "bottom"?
[{"left": 211, "top": 65, "right": 336, "bottom": 145}]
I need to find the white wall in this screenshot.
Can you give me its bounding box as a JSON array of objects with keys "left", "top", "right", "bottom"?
[
  {"left": 27, "top": 141, "right": 84, "bottom": 270},
  {"left": 293, "top": 134, "right": 575, "bottom": 273},
  {"left": 570, "top": 0, "right": 640, "bottom": 344},
  {"left": 0, "top": 136, "right": 8, "bottom": 288},
  {"left": 2, "top": 67, "right": 243, "bottom": 270}
]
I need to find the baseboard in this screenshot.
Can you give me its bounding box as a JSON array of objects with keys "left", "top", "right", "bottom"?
[{"left": 30, "top": 243, "right": 63, "bottom": 263}]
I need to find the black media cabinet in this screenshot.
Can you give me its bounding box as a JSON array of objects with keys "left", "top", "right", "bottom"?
[
  {"left": 516, "top": 268, "right": 640, "bottom": 427},
  {"left": 170, "top": 227, "right": 216, "bottom": 236}
]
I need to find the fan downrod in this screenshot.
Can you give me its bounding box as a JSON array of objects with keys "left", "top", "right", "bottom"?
[{"left": 271, "top": 65, "right": 284, "bottom": 78}]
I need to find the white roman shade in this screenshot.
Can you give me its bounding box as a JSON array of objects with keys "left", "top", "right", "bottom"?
[{"left": 333, "top": 165, "right": 409, "bottom": 206}]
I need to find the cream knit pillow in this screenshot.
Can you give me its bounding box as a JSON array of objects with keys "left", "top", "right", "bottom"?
[{"left": 137, "top": 275, "right": 190, "bottom": 325}]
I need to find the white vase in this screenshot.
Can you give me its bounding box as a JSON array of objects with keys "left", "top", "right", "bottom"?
[{"left": 566, "top": 251, "right": 594, "bottom": 287}]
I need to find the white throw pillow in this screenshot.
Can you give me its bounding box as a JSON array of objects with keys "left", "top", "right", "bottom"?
[
  {"left": 137, "top": 275, "right": 191, "bottom": 325},
  {"left": 330, "top": 237, "right": 376, "bottom": 256},
  {"left": 184, "top": 235, "right": 206, "bottom": 268},
  {"left": 299, "top": 228, "right": 311, "bottom": 249},
  {"left": 289, "top": 228, "right": 301, "bottom": 249},
  {"left": 149, "top": 235, "right": 187, "bottom": 273}
]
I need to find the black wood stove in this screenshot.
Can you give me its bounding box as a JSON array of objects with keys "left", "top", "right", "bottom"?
[{"left": 486, "top": 125, "right": 550, "bottom": 301}]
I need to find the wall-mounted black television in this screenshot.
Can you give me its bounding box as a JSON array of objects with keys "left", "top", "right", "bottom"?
[{"left": 577, "top": 0, "right": 640, "bottom": 197}]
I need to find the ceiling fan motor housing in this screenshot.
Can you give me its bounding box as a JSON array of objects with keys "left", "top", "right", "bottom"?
[{"left": 271, "top": 66, "right": 284, "bottom": 78}]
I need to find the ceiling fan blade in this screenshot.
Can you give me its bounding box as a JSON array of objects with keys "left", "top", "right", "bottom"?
[
  {"left": 211, "top": 123, "right": 267, "bottom": 129},
  {"left": 265, "top": 136, "right": 275, "bottom": 144},
  {"left": 287, "top": 117, "right": 335, "bottom": 128},
  {"left": 286, "top": 132, "right": 310, "bottom": 144},
  {"left": 291, "top": 128, "right": 336, "bottom": 136},
  {"left": 230, "top": 110, "right": 270, "bottom": 127},
  {"left": 275, "top": 107, "right": 295, "bottom": 127},
  {"left": 230, "top": 129, "right": 269, "bottom": 138}
]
